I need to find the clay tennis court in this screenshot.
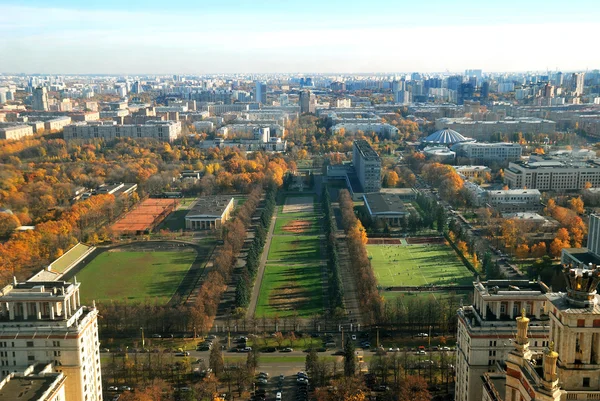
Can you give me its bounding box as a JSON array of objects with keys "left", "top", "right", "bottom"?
[{"left": 111, "top": 198, "right": 178, "bottom": 235}]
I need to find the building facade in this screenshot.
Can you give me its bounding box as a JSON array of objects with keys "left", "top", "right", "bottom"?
[
  {"left": 504, "top": 159, "right": 600, "bottom": 191},
  {"left": 255, "top": 82, "right": 267, "bottom": 104},
  {"left": 352, "top": 139, "right": 381, "bottom": 193},
  {"left": 32, "top": 87, "right": 49, "bottom": 111},
  {"left": 0, "top": 279, "right": 102, "bottom": 401},
  {"left": 452, "top": 142, "right": 523, "bottom": 162},
  {"left": 63, "top": 121, "right": 182, "bottom": 142},
  {"left": 299, "top": 90, "right": 316, "bottom": 114},
  {"left": 455, "top": 279, "right": 551, "bottom": 401},
  {"left": 486, "top": 189, "right": 542, "bottom": 213},
  {"left": 185, "top": 196, "right": 235, "bottom": 230},
  {"left": 0, "top": 123, "right": 34, "bottom": 140},
  {"left": 482, "top": 265, "right": 600, "bottom": 401}
]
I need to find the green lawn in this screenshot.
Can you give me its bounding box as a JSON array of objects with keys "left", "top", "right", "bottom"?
[
  {"left": 267, "top": 235, "right": 321, "bottom": 262},
  {"left": 77, "top": 251, "right": 196, "bottom": 304},
  {"left": 274, "top": 216, "right": 320, "bottom": 236},
  {"left": 368, "top": 244, "right": 473, "bottom": 287},
  {"left": 382, "top": 290, "right": 471, "bottom": 304},
  {"left": 255, "top": 263, "right": 324, "bottom": 317}
]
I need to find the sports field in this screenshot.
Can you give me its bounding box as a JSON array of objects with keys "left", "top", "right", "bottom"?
[
  {"left": 255, "top": 264, "right": 323, "bottom": 317},
  {"left": 77, "top": 250, "right": 196, "bottom": 304},
  {"left": 367, "top": 244, "right": 473, "bottom": 287},
  {"left": 255, "top": 196, "right": 325, "bottom": 317}
]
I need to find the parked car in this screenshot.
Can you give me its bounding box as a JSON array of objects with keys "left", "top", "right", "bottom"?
[
  {"left": 174, "top": 351, "right": 190, "bottom": 357},
  {"left": 280, "top": 347, "right": 293, "bottom": 352}
]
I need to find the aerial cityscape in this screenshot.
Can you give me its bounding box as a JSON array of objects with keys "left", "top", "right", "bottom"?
[{"left": 1, "top": 1, "right": 600, "bottom": 401}]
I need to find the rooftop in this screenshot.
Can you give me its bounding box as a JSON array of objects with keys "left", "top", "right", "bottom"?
[
  {"left": 363, "top": 193, "right": 407, "bottom": 215},
  {"left": 186, "top": 196, "right": 234, "bottom": 218},
  {"left": 0, "top": 370, "right": 64, "bottom": 401},
  {"left": 353, "top": 139, "right": 380, "bottom": 161},
  {"left": 422, "top": 128, "right": 471, "bottom": 144}
]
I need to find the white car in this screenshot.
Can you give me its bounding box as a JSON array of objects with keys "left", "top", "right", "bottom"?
[{"left": 276, "top": 392, "right": 282, "bottom": 400}]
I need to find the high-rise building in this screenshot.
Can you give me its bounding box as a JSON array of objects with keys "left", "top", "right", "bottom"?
[
  {"left": 32, "top": 87, "right": 49, "bottom": 111},
  {"left": 255, "top": 81, "right": 267, "bottom": 104},
  {"left": 481, "top": 81, "right": 490, "bottom": 100},
  {"left": 299, "top": 90, "right": 316, "bottom": 114},
  {"left": 455, "top": 279, "right": 550, "bottom": 401},
  {"left": 0, "top": 279, "right": 102, "bottom": 401},
  {"left": 481, "top": 265, "right": 600, "bottom": 401},
  {"left": 571, "top": 72, "right": 585, "bottom": 96},
  {"left": 352, "top": 139, "right": 381, "bottom": 193}
]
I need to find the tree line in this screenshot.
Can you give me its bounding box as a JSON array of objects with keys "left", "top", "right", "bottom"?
[
  {"left": 322, "top": 185, "right": 344, "bottom": 311},
  {"left": 338, "top": 189, "right": 382, "bottom": 324},
  {"left": 234, "top": 185, "right": 277, "bottom": 309}
]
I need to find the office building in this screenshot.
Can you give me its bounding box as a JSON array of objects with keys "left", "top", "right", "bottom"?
[
  {"left": 0, "top": 279, "right": 102, "bottom": 401},
  {"left": 486, "top": 189, "right": 542, "bottom": 213},
  {"left": 299, "top": 90, "right": 316, "bottom": 114},
  {"left": 435, "top": 118, "right": 556, "bottom": 141},
  {"left": 481, "top": 265, "right": 600, "bottom": 401},
  {"left": 571, "top": 72, "right": 585, "bottom": 96},
  {"left": 455, "top": 279, "right": 551, "bottom": 401},
  {"left": 331, "top": 123, "right": 399, "bottom": 139},
  {"left": 255, "top": 82, "right": 267, "bottom": 104},
  {"left": 504, "top": 159, "right": 600, "bottom": 191},
  {"left": 452, "top": 142, "right": 523, "bottom": 162},
  {"left": 352, "top": 139, "right": 381, "bottom": 193},
  {"left": 185, "top": 196, "right": 234, "bottom": 230},
  {"left": 63, "top": 121, "right": 182, "bottom": 142},
  {"left": 0, "top": 123, "right": 34, "bottom": 140},
  {"left": 32, "top": 87, "right": 49, "bottom": 111},
  {"left": 453, "top": 165, "right": 491, "bottom": 179}
]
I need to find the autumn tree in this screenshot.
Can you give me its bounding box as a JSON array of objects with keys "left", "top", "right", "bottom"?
[
  {"left": 0, "top": 213, "right": 20, "bottom": 238},
  {"left": 568, "top": 197, "right": 584, "bottom": 214},
  {"left": 397, "top": 375, "right": 430, "bottom": 401}
]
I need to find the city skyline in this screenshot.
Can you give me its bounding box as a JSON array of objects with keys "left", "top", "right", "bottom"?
[{"left": 1, "top": 0, "right": 600, "bottom": 74}]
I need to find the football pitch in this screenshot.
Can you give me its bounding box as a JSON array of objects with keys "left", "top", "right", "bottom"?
[
  {"left": 76, "top": 250, "right": 196, "bottom": 304},
  {"left": 367, "top": 244, "right": 473, "bottom": 287}
]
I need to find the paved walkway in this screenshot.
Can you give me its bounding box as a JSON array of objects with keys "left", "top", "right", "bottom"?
[{"left": 246, "top": 207, "right": 278, "bottom": 319}]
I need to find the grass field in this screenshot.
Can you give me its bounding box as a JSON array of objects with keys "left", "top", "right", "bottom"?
[
  {"left": 368, "top": 244, "right": 473, "bottom": 287},
  {"left": 274, "top": 216, "right": 320, "bottom": 236},
  {"left": 255, "top": 263, "right": 323, "bottom": 317},
  {"left": 256, "top": 195, "right": 325, "bottom": 317},
  {"left": 267, "top": 235, "right": 321, "bottom": 262},
  {"left": 77, "top": 251, "right": 196, "bottom": 304}
]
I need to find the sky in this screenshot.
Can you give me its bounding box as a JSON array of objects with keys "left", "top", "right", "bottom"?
[{"left": 1, "top": 0, "right": 599, "bottom": 74}]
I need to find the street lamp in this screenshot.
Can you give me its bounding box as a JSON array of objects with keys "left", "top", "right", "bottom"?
[{"left": 140, "top": 327, "right": 145, "bottom": 349}]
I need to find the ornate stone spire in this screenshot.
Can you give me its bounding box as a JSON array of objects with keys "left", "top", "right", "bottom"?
[
  {"left": 542, "top": 341, "right": 559, "bottom": 391},
  {"left": 563, "top": 265, "right": 600, "bottom": 308}
]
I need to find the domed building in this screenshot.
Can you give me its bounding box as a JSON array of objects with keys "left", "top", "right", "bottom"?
[
  {"left": 423, "top": 146, "right": 455, "bottom": 163},
  {"left": 421, "top": 128, "right": 472, "bottom": 146}
]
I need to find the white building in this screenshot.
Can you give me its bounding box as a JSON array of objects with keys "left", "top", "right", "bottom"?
[
  {"left": 455, "top": 279, "right": 551, "bottom": 401},
  {"left": 332, "top": 123, "right": 399, "bottom": 139},
  {"left": 193, "top": 121, "right": 215, "bottom": 133},
  {"left": 185, "top": 196, "right": 234, "bottom": 230},
  {"left": 486, "top": 189, "right": 542, "bottom": 213},
  {"left": 504, "top": 159, "right": 600, "bottom": 191},
  {"left": 0, "top": 279, "right": 102, "bottom": 401},
  {"left": 63, "top": 120, "right": 182, "bottom": 142},
  {"left": 435, "top": 117, "right": 556, "bottom": 141},
  {"left": 452, "top": 142, "right": 523, "bottom": 162},
  {"left": 0, "top": 123, "right": 34, "bottom": 140},
  {"left": 453, "top": 165, "right": 491, "bottom": 179}
]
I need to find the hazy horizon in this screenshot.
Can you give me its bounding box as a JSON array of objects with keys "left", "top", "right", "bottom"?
[{"left": 2, "top": 0, "right": 600, "bottom": 74}]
